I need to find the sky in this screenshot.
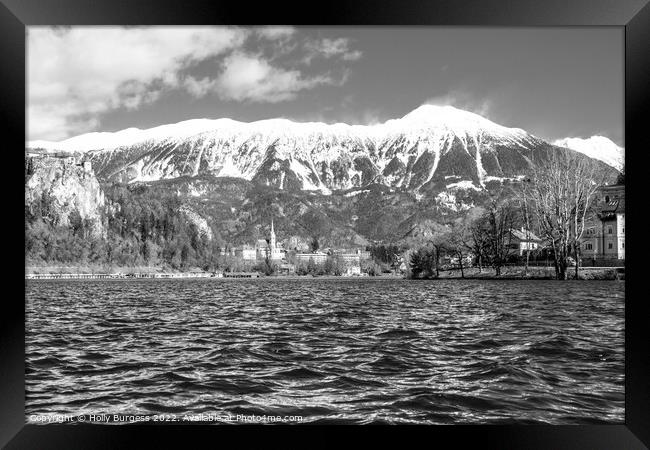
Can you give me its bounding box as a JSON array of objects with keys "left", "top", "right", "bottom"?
[{"left": 27, "top": 26, "right": 624, "bottom": 146}]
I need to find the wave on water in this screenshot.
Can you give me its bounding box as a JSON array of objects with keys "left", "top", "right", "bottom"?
[{"left": 25, "top": 278, "right": 624, "bottom": 424}]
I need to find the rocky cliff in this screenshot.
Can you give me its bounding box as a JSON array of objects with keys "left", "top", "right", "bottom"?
[{"left": 25, "top": 155, "right": 107, "bottom": 238}]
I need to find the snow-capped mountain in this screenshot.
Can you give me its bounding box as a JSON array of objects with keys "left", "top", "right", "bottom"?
[
  {"left": 28, "top": 105, "right": 606, "bottom": 193},
  {"left": 552, "top": 136, "right": 624, "bottom": 171}
]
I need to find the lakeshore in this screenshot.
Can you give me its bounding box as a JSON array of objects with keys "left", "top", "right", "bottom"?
[
  {"left": 431, "top": 265, "right": 625, "bottom": 281},
  {"left": 25, "top": 265, "right": 623, "bottom": 280}
]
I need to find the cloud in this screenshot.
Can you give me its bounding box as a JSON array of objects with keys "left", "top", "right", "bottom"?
[
  {"left": 28, "top": 26, "right": 362, "bottom": 141},
  {"left": 424, "top": 90, "right": 493, "bottom": 118},
  {"left": 255, "top": 26, "right": 296, "bottom": 40},
  {"left": 28, "top": 26, "right": 248, "bottom": 140},
  {"left": 185, "top": 52, "right": 340, "bottom": 103},
  {"left": 303, "top": 38, "right": 363, "bottom": 65}
]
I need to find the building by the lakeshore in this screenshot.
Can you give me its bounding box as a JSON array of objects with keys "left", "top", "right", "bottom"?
[
  {"left": 294, "top": 248, "right": 367, "bottom": 276},
  {"left": 295, "top": 252, "right": 328, "bottom": 264},
  {"left": 218, "top": 220, "right": 285, "bottom": 262},
  {"left": 345, "top": 265, "right": 362, "bottom": 276},
  {"left": 509, "top": 227, "right": 543, "bottom": 256},
  {"left": 580, "top": 183, "right": 625, "bottom": 261},
  {"left": 442, "top": 254, "right": 474, "bottom": 266},
  {"left": 277, "top": 262, "right": 296, "bottom": 274},
  {"left": 295, "top": 248, "right": 368, "bottom": 265},
  {"left": 220, "top": 222, "right": 370, "bottom": 274},
  {"left": 240, "top": 245, "right": 257, "bottom": 261},
  {"left": 334, "top": 248, "right": 371, "bottom": 261}
]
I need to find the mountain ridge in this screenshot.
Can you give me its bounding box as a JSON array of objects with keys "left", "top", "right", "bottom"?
[
  {"left": 552, "top": 135, "right": 624, "bottom": 171},
  {"left": 29, "top": 105, "right": 532, "bottom": 152},
  {"left": 27, "top": 105, "right": 619, "bottom": 198}
]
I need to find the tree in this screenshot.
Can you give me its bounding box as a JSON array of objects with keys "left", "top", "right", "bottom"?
[
  {"left": 523, "top": 150, "right": 607, "bottom": 279},
  {"left": 514, "top": 188, "right": 534, "bottom": 276},
  {"left": 409, "top": 247, "right": 436, "bottom": 279},
  {"left": 416, "top": 223, "right": 451, "bottom": 278},
  {"left": 324, "top": 255, "right": 340, "bottom": 275},
  {"left": 446, "top": 216, "right": 474, "bottom": 278},
  {"left": 69, "top": 210, "right": 85, "bottom": 238},
  {"left": 369, "top": 244, "right": 401, "bottom": 272},
  {"left": 255, "top": 255, "right": 276, "bottom": 276},
  {"left": 309, "top": 236, "right": 320, "bottom": 252},
  {"left": 306, "top": 257, "right": 317, "bottom": 275},
  {"left": 332, "top": 255, "right": 344, "bottom": 276},
  {"left": 466, "top": 208, "right": 490, "bottom": 273},
  {"left": 484, "top": 199, "right": 517, "bottom": 276},
  {"left": 295, "top": 262, "right": 307, "bottom": 276},
  {"left": 568, "top": 156, "right": 608, "bottom": 279},
  {"left": 39, "top": 191, "right": 56, "bottom": 226},
  {"left": 142, "top": 239, "right": 159, "bottom": 266},
  {"left": 616, "top": 165, "right": 625, "bottom": 185}
]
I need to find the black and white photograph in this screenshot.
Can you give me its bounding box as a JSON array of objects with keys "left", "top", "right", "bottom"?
[{"left": 24, "top": 25, "right": 626, "bottom": 425}]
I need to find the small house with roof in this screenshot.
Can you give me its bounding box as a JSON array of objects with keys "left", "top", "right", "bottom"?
[{"left": 509, "top": 227, "right": 543, "bottom": 255}]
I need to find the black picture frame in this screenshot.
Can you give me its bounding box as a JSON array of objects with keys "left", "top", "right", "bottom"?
[{"left": 2, "top": 0, "right": 648, "bottom": 447}]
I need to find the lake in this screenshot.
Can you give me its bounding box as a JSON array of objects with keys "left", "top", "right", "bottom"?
[{"left": 25, "top": 278, "right": 624, "bottom": 424}]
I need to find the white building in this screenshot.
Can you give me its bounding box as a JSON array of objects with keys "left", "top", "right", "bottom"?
[
  {"left": 333, "top": 248, "right": 370, "bottom": 264},
  {"left": 295, "top": 252, "right": 328, "bottom": 264},
  {"left": 240, "top": 245, "right": 257, "bottom": 261},
  {"left": 344, "top": 265, "right": 361, "bottom": 276},
  {"left": 509, "top": 228, "right": 543, "bottom": 256},
  {"left": 581, "top": 184, "right": 625, "bottom": 261}
]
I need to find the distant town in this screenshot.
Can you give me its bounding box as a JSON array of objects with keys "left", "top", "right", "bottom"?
[{"left": 27, "top": 183, "right": 624, "bottom": 280}]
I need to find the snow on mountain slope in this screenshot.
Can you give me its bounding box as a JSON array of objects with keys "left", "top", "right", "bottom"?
[
  {"left": 28, "top": 120, "right": 237, "bottom": 153},
  {"left": 552, "top": 136, "right": 624, "bottom": 171},
  {"left": 27, "top": 105, "right": 579, "bottom": 193}
]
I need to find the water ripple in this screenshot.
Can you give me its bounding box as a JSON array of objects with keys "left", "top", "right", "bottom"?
[{"left": 25, "top": 278, "right": 624, "bottom": 424}]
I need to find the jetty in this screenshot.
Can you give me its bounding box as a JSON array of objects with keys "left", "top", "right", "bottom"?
[
  {"left": 25, "top": 272, "right": 239, "bottom": 280},
  {"left": 26, "top": 273, "right": 121, "bottom": 280},
  {"left": 222, "top": 272, "right": 260, "bottom": 278}
]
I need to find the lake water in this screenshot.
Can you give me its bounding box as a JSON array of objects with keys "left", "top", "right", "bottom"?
[{"left": 25, "top": 278, "right": 624, "bottom": 424}]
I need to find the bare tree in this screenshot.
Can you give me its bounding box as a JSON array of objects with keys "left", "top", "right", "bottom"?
[
  {"left": 520, "top": 192, "right": 532, "bottom": 276},
  {"left": 428, "top": 229, "right": 451, "bottom": 278},
  {"left": 484, "top": 199, "right": 517, "bottom": 276},
  {"left": 447, "top": 212, "right": 486, "bottom": 278},
  {"left": 445, "top": 220, "right": 465, "bottom": 278},
  {"left": 524, "top": 150, "right": 608, "bottom": 280},
  {"left": 569, "top": 156, "right": 608, "bottom": 278},
  {"left": 464, "top": 207, "right": 490, "bottom": 273}
]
